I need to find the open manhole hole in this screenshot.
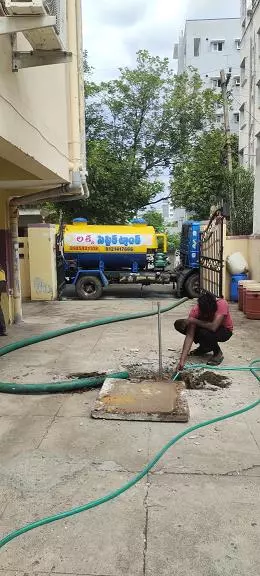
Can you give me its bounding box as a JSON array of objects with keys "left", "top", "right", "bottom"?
[{"left": 125, "top": 365, "right": 174, "bottom": 382}]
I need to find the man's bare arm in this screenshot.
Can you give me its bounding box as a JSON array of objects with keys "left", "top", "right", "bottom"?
[
  {"left": 188, "top": 314, "right": 224, "bottom": 333},
  {"left": 177, "top": 323, "right": 196, "bottom": 371}
]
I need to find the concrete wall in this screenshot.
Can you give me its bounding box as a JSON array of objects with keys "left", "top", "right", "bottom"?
[
  {"left": 248, "top": 235, "right": 260, "bottom": 280},
  {"left": 28, "top": 225, "right": 57, "bottom": 301},
  {"left": 225, "top": 236, "right": 249, "bottom": 299},
  {"left": 19, "top": 237, "right": 31, "bottom": 300},
  {"left": 0, "top": 33, "right": 69, "bottom": 181},
  {"left": 225, "top": 235, "right": 260, "bottom": 298},
  {"left": 175, "top": 18, "right": 241, "bottom": 134}
]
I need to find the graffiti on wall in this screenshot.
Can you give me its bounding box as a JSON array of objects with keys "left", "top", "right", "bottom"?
[{"left": 33, "top": 277, "right": 53, "bottom": 297}]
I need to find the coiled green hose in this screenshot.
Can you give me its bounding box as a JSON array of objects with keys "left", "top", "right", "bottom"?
[{"left": 0, "top": 298, "right": 259, "bottom": 551}]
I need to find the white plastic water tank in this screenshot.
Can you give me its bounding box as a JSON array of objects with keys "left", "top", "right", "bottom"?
[{"left": 226, "top": 252, "right": 249, "bottom": 275}]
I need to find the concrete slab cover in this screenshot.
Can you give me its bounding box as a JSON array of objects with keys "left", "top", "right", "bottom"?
[{"left": 92, "top": 378, "right": 189, "bottom": 422}]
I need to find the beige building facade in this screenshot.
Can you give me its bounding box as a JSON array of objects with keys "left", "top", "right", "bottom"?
[
  {"left": 0, "top": 0, "right": 87, "bottom": 324},
  {"left": 240, "top": 0, "right": 260, "bottom": 233}
]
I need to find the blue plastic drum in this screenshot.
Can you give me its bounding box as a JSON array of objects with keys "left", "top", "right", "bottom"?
[{"left": 230, "top": 273, "right": 248, "bottom": 302}]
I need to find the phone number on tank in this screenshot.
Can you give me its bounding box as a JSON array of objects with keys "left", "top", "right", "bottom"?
[{"left": 67, "top": 246, "right": 135, "bottom": 252}]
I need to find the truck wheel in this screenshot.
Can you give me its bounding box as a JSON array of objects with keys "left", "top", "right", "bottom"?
[
  {"left": 75, "top": 276, "right": 103, "bottom": 300},
  {"left": 184, "top": 273, "right": 200, "bottom": 299}
]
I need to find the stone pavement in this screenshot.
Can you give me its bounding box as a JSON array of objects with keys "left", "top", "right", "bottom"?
[{"left": 0, "top": 297, "right": 260, "bottom": 575}]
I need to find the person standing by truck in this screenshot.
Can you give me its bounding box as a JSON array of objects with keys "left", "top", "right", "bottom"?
[
  {"left": 175, "top": 291, "right": 233, "bottom": 370},
  {"left": 0, "top": 265, "right": 7, "bottom": 336}
]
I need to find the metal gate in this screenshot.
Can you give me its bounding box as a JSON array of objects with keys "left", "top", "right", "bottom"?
[{"left": 200, "top": 209, "right": 225, "bottom": 298}]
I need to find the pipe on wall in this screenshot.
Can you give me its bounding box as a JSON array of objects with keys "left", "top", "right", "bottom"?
[
  {"left": 9, "top": 206, "right": 22, "bottom": 323},
  {"left": 76, "top": 0, "right": 87, "bottom": 176},
  {"left": 67, "top": 0, "right": 82, "bottom": 173}
]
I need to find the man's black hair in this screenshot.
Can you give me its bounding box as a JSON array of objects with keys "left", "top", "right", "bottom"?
[{"left": 198, "top": 291, "right": 217, "bottom": 321}]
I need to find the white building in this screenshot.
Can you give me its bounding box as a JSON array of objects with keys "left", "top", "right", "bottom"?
[
  {"left": 239, "top": 0, "right": 260, "bottom": 232},
  {"left": 174, "top": 18, "right": 241, "bottom": 134},
  {"left": 155, "top": 201, "right": 187, "bottom": 232}
]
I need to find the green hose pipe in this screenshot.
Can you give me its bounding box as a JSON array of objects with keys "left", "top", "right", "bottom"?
[
  {"left": 0, "top": 361, "right": 259, "bottom": 549},
  {"left": 0, "top": 298, "right": 188, "bottom": 360},
  {"left": 0, "top": 372, "right": 129, "bottom": 395},
  {"left": 0, "top": 298, "right": 188, "bottom": 394}
]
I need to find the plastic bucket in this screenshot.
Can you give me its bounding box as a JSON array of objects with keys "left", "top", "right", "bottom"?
[
  {"left": 245, "top": 284, "right": 260, "bottom": 320},
  {"left": 230, "top": 274, "right": 248, "bottom": 303}
]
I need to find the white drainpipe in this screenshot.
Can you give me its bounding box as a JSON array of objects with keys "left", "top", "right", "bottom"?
[
  {"left": 67, "top": 0, "right": 81, "bottom": 173},
  {"left": 76, "top": 0, "right": 87, "bottom": 176},
  {"left": 9, "top": 206, "right": 22, "bottom": 324}
]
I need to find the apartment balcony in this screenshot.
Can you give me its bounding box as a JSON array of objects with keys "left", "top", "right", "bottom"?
[{"left": 0, "top": 0, "right": 72, "bottom": 69}]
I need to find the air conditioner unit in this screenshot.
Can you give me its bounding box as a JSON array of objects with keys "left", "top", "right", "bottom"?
[
  {"left": 235, "top": 78, "right": 241, "bottom": 86},
  {"left": 4, "top": 1, "right": 49, "bottom": 15},
  {"left": 3, "top": 0, "right": 67, "bottom": 50}
]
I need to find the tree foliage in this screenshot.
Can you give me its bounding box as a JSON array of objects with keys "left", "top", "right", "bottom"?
[
  {"left": 141, "top": 210, "right": 181, "bottom": 252},
  {"left": 230, "top": 167, "right": 254, "bottom": 235},
  {"left": 171, "top": 130, "right": 239, "bottom": 219},
  {"left": 171, "top": 129, "right": 254, "bottom": 235},
  {"left": 166, "top": 232, "right": 181, "bottom": 252},
  {"left": 54, "top": 52, "right": 219, "bottom": 224},
  {"left": 142, "top": 210, "right": 165, "bottom": 232}
]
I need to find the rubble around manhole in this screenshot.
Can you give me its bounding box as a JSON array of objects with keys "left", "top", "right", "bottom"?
[
  {"left": 125, "top": 363, "right": 232, "bottom": 391},
  {"left": 181, "top": 369, "right": 231, "bottom": 390}
]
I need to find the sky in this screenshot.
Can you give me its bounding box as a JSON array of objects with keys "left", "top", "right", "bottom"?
[{"left": 82, "top": 0, "right": 240, "bottom": 82}]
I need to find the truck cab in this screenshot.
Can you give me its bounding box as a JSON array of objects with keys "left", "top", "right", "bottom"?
[{"left": 173, "top": 221, "right": 201, "bottom": 299}]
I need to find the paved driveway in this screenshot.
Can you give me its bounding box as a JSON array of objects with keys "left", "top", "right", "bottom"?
[{"left": 0, "top": 298, "right": 259, "bottom": 575}]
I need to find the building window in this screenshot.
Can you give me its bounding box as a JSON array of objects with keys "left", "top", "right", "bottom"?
[
  {"left": 235, "top": 39, "right": 241, "bottom": 50},
  {"left": 211, "top": 41, "right": 224, "bottom": 52},
  {"left": 212, "top": 78, "right": 221, "bottom": 89},
  {"left": 194, "top": 38, "right": 200, "bottom": 57},
  {"left": 234, "top": 113, "right": 239, "bottom": 123},
  {"left": 256, "top": 135, "right": 260, "bottom": 168},
  {"left": 234, "top": 76, "right": 240, "bottom": 87},
  {"left": 216, "top": 114, "right": 224, "bottom": 124},
  {"left": 257, "top": 84, "right": 260, "bottom": 108},
  {"left": 240, "top": 103, "right": 245, "bottom": 127},
  {"left": 257, "top": 28, "right": 260, "bottom": 56},
  {"left": 241, "top": 58, "right": 246, "bottom": 85},
  {"left": 173, "top": 44, "right": 179, "bottom": 59}
]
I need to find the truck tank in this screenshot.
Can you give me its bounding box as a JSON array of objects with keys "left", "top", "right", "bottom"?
[{"left": 63, "top": 219, "right": 159, "bottom": 271}]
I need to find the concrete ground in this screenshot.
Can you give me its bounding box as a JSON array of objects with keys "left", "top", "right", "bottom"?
[{"left": 0, "top": 291, "right": 260, "bottom": 576}]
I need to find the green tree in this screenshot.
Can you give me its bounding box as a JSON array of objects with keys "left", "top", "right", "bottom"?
[
  {"left": 52, "top": 53, "right": 219, "bottom": 224},
  {"left": 171, "top": 129, "right": 254, "bottom": 234},
  {"left": 142, "top": 211, "right": 181, "bottom": 252},
  {"left": 230, "top": 166, "right": 254, "bottom": 235},
  {"left": 166, "top": 232, "right": 181, "bottom": 252},
  {"left": 142, "top": 210, "right": 165, "bottom": 232},
  {"left": 171, "top": 130, "right": 239, "bottom": 220}
]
